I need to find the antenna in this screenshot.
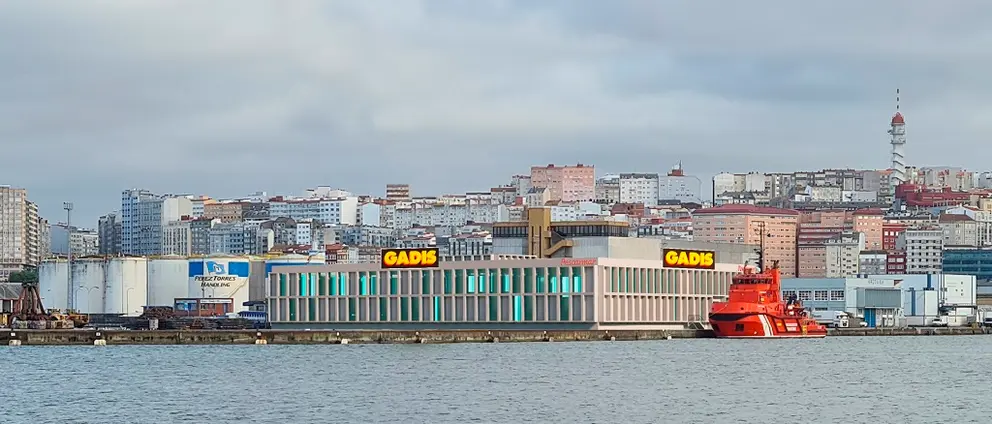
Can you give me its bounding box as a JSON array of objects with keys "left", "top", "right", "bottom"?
[
  {"left": 755, "top": 221, "right": 766, "bottom": 272},
  {"left": 896, "top": 88, "right": 900, "bottom": 112}
]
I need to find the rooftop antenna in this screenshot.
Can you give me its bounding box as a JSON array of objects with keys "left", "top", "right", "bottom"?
[{"left": 754, "top": 221, "right": 766, "bottom": 272}]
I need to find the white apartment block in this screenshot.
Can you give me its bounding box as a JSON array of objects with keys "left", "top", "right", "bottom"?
[
  {"left": 943, "top": 206, "right": 992, "bottom": 246},
  {"left": 824, "top": 232, "right": 865, "bottom": 278},
  {"left": 162, "top": 220, "right": 192, "bottom": 256},
  {"left": 595, "top": 176, "right": 621, "bottom": 204},
  {"left": 659, "top": 174, "right": 703, "bottom": 203},
  {"left": 0, "top": 186, "right": 40, "bottom": 281},
  {"left": 268, "top": 197, "right": 358, "bottom": 225},
  {"left": 896, "top": 228, "right": 944, "bottom": 274},
  {"left": 618, "top": 173, "right": 659, "bottom": 206},
  {"left": 50, "top": 225, "right": 100, "bottom": 257},
  {"left": 208, "top": 222, "right": 255, "bottom": 255},
  {"left": 392, "top": 203, "right": 510, "bottom": 230},
  {"left": 121, "top": 189, "right": 193, "bottom": 255}
]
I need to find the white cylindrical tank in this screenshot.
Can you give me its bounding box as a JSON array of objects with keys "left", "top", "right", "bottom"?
[
  {"left": 38, "top": 259, "right": 69, "bottom": 311},
  {"left": 73, "top": 258, "right": 107, "bottom": 314},
  {"left": 104, "top": 257, "right": 148, "bottom": 316},
  {"left": 147, "top": 257, "right": 189, "bottom": 307},
  {"left": 188, "top": 256, "right": 252, "bottom": 312}
]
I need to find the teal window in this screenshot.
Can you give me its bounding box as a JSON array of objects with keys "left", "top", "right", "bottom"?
[
  {"left": 513, "top": 296, "right": 523, "bottom": 321},
  {"left": 524, "top": 296, "right": 534, "bottom": 321},
  {"left": 609, "top": 267, "right": 618, "bottom": 292},
  {"left": 477, "top": 270, "right": 487, "bottom": 293},
  {"left": 299, "top": 273, "right": 308, "bottom": 296},
  {"left": 401, "top": 298, "right": 410, "bottom": 321},
  {"left": 524, "top": 268, "right": 533, "bottom": 293},
  {"left": 572, "top": 267, "right": 583, "bottom": 292},
  {"left": 308, "top": 298, "right": 316, "bottom": 321},
  {"left": 411, "top": 298, "right": 420, "bottom": 321},
  {"left": 379, "top": 298, "right": 388, "bottom": 321},
  {"left": 561, "top": 267, "right": 571, "bottom": 294},
  {"left": 536, "top": 268, "right": 546, "bottom": 293},
  {"left": 279, "top": 274, "right": 287, "bottom": 296},
  {"left": 433, "top": 297, "right": 442, "bottom": 321},
  {"left": 467, "top": 270, "right": 477, "bottom": 293},
  {"left": 348, "top": 298, "right": 356, "bottom": 321},
  {"left": 421, "top": 271, "right": 430, "bottom": 294},
  {"left": 549, "top": 268, "right": 559, "bottom": 293},
  {"left": 488, "top": 297, "right": 498, "bottom": 321},
  {"left": 389, "top": 271, "right": 398, "bottom": 295},
  {"left": 339, "top": 273, "right": 348, "bottom": 296},
  {"left": 289, "top": 299, "right": 297, "bottom": 321},
  {"left": 511, "top": 268, "right": 521, "bottom": 293},
  {"left": 444, "top": 270, "right": 453, "bottom": 294},
  {"left": 489, "top": 269, "right": 498, "bottom": 293},
  {"left": 360, "top": 273, "right": 369, "bottom": 296},
  {"left": 370, "top": 273, "right": 378, "bottom": 295},
  {"left": 318, "top": 274, "right": 327, "bottom": 296},
  {"left": 455, "top": 270, "right": 465, "bottom": 294},
  {"left": 501, "top": 269, "right": 511, "bottom": 293},
  {"left": 329, "top": 273, "right": 338, "bottom": 295},
  {"left": 560, "top": 296, "right": 570, "bottom": 321}
]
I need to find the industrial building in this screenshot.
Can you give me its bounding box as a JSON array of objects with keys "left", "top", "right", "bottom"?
[
  {"left": 782, "top": 273, "right": 977, "bottom": 327},
  {"left": 37, "top": 254, "right": 324, "bottom": 316},
  {"left": 264, "top": 245, "right": 745, "bottom": 330}
]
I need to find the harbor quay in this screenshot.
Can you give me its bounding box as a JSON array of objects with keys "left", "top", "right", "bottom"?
[{"left": 2, "top": 327, "right": 989, "bottom": 346}]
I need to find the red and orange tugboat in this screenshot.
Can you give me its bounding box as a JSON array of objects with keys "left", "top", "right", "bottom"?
[{"left": 708, "top": 260, "right": 827, "bottom": 339}]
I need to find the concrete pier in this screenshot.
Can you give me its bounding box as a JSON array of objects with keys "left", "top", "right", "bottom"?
[{"left": 0, "top": 327, "right": 985, "bottom": 346}]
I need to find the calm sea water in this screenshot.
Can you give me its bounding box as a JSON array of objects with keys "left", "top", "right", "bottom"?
[{"left": 2, "top": 336, "right": 990, "bottom": 423}]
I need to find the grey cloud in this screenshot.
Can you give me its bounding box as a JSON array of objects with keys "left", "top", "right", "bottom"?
[{"left": 0, "top": 0, "right": 990, "bottom": 224}]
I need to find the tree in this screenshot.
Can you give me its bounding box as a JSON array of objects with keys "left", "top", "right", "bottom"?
[{"left": 8, "top": 269, "right": 38, "bottom": 284}]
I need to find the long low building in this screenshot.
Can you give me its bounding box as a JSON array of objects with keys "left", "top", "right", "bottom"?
[{"left": 265, "top": 250, "right": 743, "bottom": 330}]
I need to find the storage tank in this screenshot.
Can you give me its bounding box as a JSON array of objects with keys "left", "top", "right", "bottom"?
[
  {"left": 38, "top": 259, "right": 69, "bottom": 311},
  {"left": 188, "top": 256, "right": 252, "bottom": 312},
  {"left": 147, "top": 257, "right": 189, "bottom": 307},
  {"left": 104, "top": 257, "right": 148, "bottom": 316},
  {"left": 73, "top": 258, "right": 107, "bottom": 314}
]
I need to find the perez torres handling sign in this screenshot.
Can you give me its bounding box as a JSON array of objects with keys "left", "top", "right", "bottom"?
[
  {"left": 663, "top": 249, "right": 715, "bottom": 270},
  {"left": 381, "top": 248, "right": 440, "bottom": 269}
]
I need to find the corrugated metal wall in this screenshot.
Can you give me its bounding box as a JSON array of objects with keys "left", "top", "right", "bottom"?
[{"left": 857, "top": 288, "right": 902, "bottom": 308}]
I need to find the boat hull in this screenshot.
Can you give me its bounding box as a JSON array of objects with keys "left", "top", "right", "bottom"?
[{"left": 709, "top": 312, "right": 828, "bottom": 339}]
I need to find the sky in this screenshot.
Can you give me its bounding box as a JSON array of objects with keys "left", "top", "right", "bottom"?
[{"left": 3, "top": 1, "right": 992, "bottom": 226}]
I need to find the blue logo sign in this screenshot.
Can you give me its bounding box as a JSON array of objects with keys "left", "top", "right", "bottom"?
[{"left": 205, "top": 261, "right": 226, "bottom": 275}]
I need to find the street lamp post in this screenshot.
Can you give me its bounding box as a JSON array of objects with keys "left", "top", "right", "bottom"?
[{"left": 64, "top": 202, "right": 73, "bottom": 311}]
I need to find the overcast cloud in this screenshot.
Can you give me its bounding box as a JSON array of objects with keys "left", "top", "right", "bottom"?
[{"left": 3, "top": 0, "right": 992, "bottom": 225}]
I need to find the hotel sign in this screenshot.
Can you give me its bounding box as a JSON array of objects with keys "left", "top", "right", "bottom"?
[
  {"left": 663, "top": 249, "right": 716, "bottom": 270},
  {"left": 381, "top": 248, "right": 440, "bottom": 269}
]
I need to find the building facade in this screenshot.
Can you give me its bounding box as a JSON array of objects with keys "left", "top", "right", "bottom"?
[
  {"left": 0, "top": 186, "right": 40, "bottom": 281},
  {"left": 618, "top": 173, "right": 659, "bottom": 206},
  {"left": 897, "top": 228, "right": 944, "bottom": 274},
  {"left": 98, "top": 213, "right": 121, "bottom": 255},
  {"left": 781, "top": 277, "right": 903, "bottom": 327},
  {"left": 691, "top": 204, "right": 799, "bottom": 277},
  {"left": 265, "top": 256, "right": 740, "bottom": 330},
  {"left": 529, "top": 164, "right": 595, "bottom": 203}
]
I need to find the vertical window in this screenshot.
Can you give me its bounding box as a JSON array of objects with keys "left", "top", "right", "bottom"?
[
  {"left": 279, "top": 274, "right": 287, "bottom": 296},
  {"left": 535, "top": 268, "right": 546, "bottom": 293},
  {"left": 401, "top": 298, "right": 410, "bottom": 321},
  {"left": 501, "top": 269, "right": 511, "bottom": 293},
  {"left": 524, "top": 296, "right": 534, "bottom": 321},
  {"left": 308, "top": 298, "right": 316, "bottom": 321},
  {"left": 549, "top": 267, "right": 559, "bottom": 293},
  {"left": 513, "top": 295, "right": 523, "bottom": 321},
  {"left": 339, "top": 273, "right": 348, "bottom": 296},
  {"left": 318, "top": 273, "right": 327, "bottom": 296},
  {"left": 433, "top": 297, "right": 442, "bottom": 321},
  {"left": 488, "top": 297, "right": 499, "bottom": 321},
  {"left": 347, "top": 298, "right": 356, "bottom": 321},
  {"left": 489, "top": 270, "right": 498, "bottom": 294},
  {"left": 389, "top": 272, "right": 398, "bottom": 295},
  {"left": 421, "top": 271, "right": 430, "bottom": 295},
  {"left": 444, "top": 270, "right": 453, "bottom": 294},
  {"left": 560, "top": 267, "right": 571, "bottom": 294},
  {"left": 379, "top": 298, "right": 388, "bottom": 321},
  {"left": 466, "top": 270, "right": 477, "bottom": 293},
  {"left": 329, "top": 273, "right": 338, "bottom": 296},
  {"left": 512, "top": 268, "right": 521, "bottom": 293},
  {"left": 360, "top": 273, "right": 368, "bottom": 296},
  {"left": 411, "top": 298, "right": 420, "bottom": 321},
  {"left": 560, "top": 296, "right": 570, "bottom": 321},
  {"left": 455, "top": 269, "right": 465, "bottom": 294},
  {"left": 289, "top": 299, "right": 297, "bottom": 321}
]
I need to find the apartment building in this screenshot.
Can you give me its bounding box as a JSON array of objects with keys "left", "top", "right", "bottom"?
[
  {"left": 98, "top": 213, "right": 122, "bottom": 255},
  {"left": 530, "top": 164, "right": 595, "bottom": 202},
  {"left": 691, "top": 204, "right": 799, "bottom": 277},
  {"left": 897, "top": 227, "right": 944, "bottom": 274},
  {"left": 120, "top": 189, "right": 193, "bottom": 255},
  {"left": 618, "top": 173, "right": 659, "bottom": 206},
  {"left": 0, "top": 186, "right": 40, "bottom": 281}
]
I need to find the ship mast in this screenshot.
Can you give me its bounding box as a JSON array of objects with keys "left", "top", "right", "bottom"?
[{"left": 755, "top": 221, "right": 766, "bottom": 271}]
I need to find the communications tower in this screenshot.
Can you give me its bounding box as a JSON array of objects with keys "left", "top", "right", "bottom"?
[{"left": 888, "top": 89, "right": 907, "bottom": 187}]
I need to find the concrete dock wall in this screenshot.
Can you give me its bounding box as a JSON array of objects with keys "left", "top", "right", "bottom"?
[{"left": 0, "top": 327, "right": 987, "bottom": 346}]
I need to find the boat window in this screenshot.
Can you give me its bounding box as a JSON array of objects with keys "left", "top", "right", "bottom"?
[{"left": 734, "top": 324, "right": 744, "bottom": 332}]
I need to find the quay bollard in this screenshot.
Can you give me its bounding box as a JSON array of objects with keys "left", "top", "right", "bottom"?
[
  {"left": 94, "top": 331, "right": 106, "bottom": 346},
  {"left": 8, "top": 340, "right": 21, "bottom": 346},
  {"left": 610, "top": 336, "right": 616, "bottom": 342},
  {"left": 339, "top": 339, "right": 350, "bottom": 345},
  {"left": 255, "top": 331, "right": 267, "bottom": 345},
  {"left": 666, "top": 335, "right": 672, "bottom": 340}
]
